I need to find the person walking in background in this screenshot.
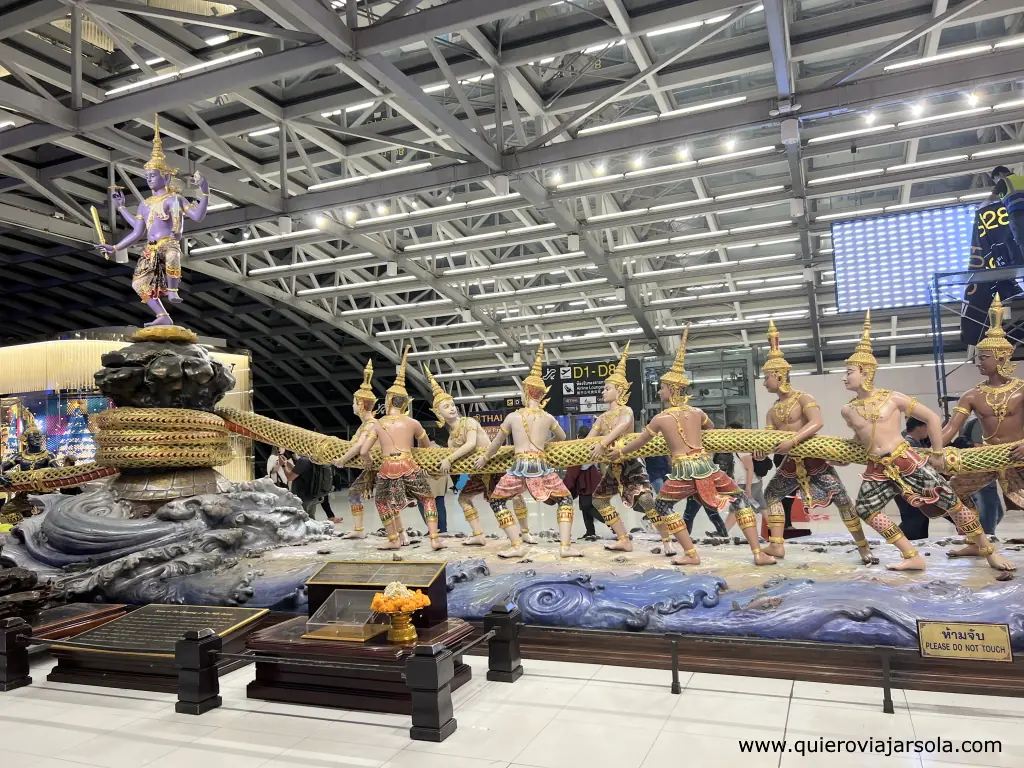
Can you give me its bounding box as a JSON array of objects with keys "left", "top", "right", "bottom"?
[
  {"left": 682, "top": 446, "right": 731, "bottom": 537},
  {"left": 564, "top": 426, "right": 604, "bottom": 540},
  {"left": 895, "top": 417, "right": 932, "bottom": 540},
  {"left": 267, "top": 446, "right": 290, "bottom": 488},
  {"left": 958, "top": 416, "right": 1004, "bottom": 536},
  {"left": 286, "top": 455, "right": 335, "bottom": 521},
  {"left": 418, "top": 473, "right": 449, "bottom": 534}
]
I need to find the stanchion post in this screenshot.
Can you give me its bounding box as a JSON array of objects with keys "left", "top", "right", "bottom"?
[
  {"left": 175, "top": 628, "right": 222, "bottom": 715},
  {"left": 405, "top": 642, "right": 457, "bottom": 742},
  {"left": 878, "top": 647, "right": 895, "bottom": 714},
  {"left": 483, "top": 602, "right": 523, "bottom": 683},
  {"left": 667, "top": 634, "right": 682, "bottom": 694},
  {"left": 0, "top": 617, "right": 32, "bottom": 692}
]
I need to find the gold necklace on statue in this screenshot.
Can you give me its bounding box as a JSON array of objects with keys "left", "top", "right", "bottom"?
[
  {"left": 666, "top": 407, "right": 701, "bottom": 451},
  {"left": 771, "top": 391, "right": 804, "bottom": 425},
  {"left": 849, "top": 389, "right": 893, "bottom": 447},
  {"left": 978, "top": 378, "right": 1024, "bottom": 439}
]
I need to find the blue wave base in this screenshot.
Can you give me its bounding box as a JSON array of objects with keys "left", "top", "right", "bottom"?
[{"left": 444, "top": 562, "right": 1024, "bottom": 650}]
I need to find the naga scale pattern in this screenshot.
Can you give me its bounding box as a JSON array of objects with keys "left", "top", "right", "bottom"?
[{"left": 5, "top": 407, "right": 1023, "bottom": 492}]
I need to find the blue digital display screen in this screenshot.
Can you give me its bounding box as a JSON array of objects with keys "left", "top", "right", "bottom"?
[{"left": 833, "top": 204, "right": 976, "bottom": 312}]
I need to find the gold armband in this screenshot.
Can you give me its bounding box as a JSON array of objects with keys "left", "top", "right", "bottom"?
[
  {"left": 804, "top": 400, "right": 819, "bottom": 410},
  {"left": 906, "top": 397, "right": 918, "bottom": 417},
  {"left": 701, "top": 414, "right": 711, "bottom": 426},
  {"left": 416, "top": 429, "right": 427, "bottom": 439},
  {"left": 953, "top": 406, "right": 970, "bottom": 417},
  {"left": 644, "top": 424, "right": 657, "bottom": 437},
  {"left": 499, "top": 425, "right": 511, "bottom": 435},
  {"left": 764, "top": 424, "right": 777, "bottom": 431}
]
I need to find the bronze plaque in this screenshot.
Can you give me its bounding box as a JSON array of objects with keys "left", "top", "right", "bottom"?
[
  {"left": 51, "top": 604, "right": 268, "bottom": 657},
  {"left": 306, "top": 560, "right": 446, "bottom": 588}
]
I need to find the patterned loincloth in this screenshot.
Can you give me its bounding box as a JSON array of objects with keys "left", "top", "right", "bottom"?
[
  {"left": 657, "top": 450, "right": 739, "bottom": 511},
  {"left": 374, "top": 454, "right": 432, "bottom": 521},
  {"left": 133, "top": 237, "right": 182, "bottom": 302},
  {"left": 856, "top": 442, "right": 960, "bottom": 520},
  {"left": 460, "top": 473, "right": 498, "bottom": 499},
  {"left": 594, "top": 457, "right": 652, "bottom": 506},
  {"left": 765, "top": 457, "right": 852, "bottom": 509},
  {"left": 347, "top": 469, "right": 376, "bottom": 513},
  {"left": 951, "top": 464, "right": 1024, "bottom": 508},
  {"left": 490, "top": 452, "right": 570, "bottom": 503}
]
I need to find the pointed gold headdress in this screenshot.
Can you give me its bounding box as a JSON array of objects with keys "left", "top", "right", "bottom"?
[
  {"left": 976, "top": 293, "right": 1016, "bottom": 376},
  {"left": 761, "top": 320, "right": 793, "bottom": 393},
  {"left": 143, "top": 114, "right": 177, "bottom": 176},
  {"left": 660, "top": 327, "right": 691, "bottom": 406},
  {"left": 845, "top": 311, "right": 878, "bottom": 390},
  {"left": 604, "top": 341, "right": 632, "bottom": 405},
  {"left": 425, "top": 366, "right": 455, "bottom": 426},
  {"left": 385, "top": 347, "right": 411, "bottom": 412},
  {"left": 354, "top": 359, "right": 376, "bottom": 410},
  {"left": 522, "top": 342, "right": 550, "bottom": 407}
]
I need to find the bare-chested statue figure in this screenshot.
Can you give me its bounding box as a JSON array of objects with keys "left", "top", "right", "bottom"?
[
  {"left": 369, "top": 348, "right": 445, "bottom": 551},
  {"left": 756, "top": 322, "right": 872, "bottom": 564},
  {"left": 941, "top": 295, "right": 1022, "bottom": 565},
  {"left": 589, "top": 343, "right": 692, "bottom": 556},
  {"left": 425, "top": 367, "right": 491, "bottom": 547},
  {"left": 841, "top": 312, "right": 1012, "bottom": 571},
  {"left": 474, "top": 343, "right": 581, "bottom": 558},
  {"left": 612, "top": 328, "right": 776, "bottom": 566},
  {"left": 333, "top": 360, "right": 377, "bottom": 540}
]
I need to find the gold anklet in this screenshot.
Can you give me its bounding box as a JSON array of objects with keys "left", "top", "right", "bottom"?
[
  {"left": 661, "top": 537, "right": 670, "bottom": 543},
  {"left": 429, "top": 533, "right": 441, "bottom": 540},
  {"left": 769, "top": 536, "right": 785, "bottom": 544},
  {"left": 901, "top": 548, "right": 919, "bottom": 559},
  {"left": 978, "top": 544, "right": 995, "bottom": 555},
  {"left": 387, "top": 534, "right": 399, "bottom": 541},
  {"left": 684, "top": 547, "right": 697, "bottom": 556},
  {"left": 354, "top": 527, "right": 364, "bottom": 531},
  {"left": 617, "top": 533, "right": 629, "bottom": 541}
]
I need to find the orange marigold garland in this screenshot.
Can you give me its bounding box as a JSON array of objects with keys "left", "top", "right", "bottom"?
[{"left": 370, "top": 581, "right": 431, "bottom": 614}]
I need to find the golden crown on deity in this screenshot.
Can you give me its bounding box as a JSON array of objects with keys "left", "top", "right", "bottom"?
[
  {"left": 661, "top": 327, "right": 691, "bottom": 389},
  {"left": 424, "top": 365, "right": 454, "bottom": 416},
  {"left": 354, "top": 359, "right": 376, "bottom": 408},
  {"left": 762, "top": 320, "right": 793, "bottom": 392},
  {"left": 522, "top": 342, "right": 551, "bottom": 403},
  {"left": 143, "top": 114, "right": 177, "bottom": 176},
  {"left": 386, "top": 347, "right": 410, "bottom": 401},
  {"left": 977, "top": 294, "right": 1017, "bottom": 376},
  {"left": 845, "top": 311, "right": 878, "bottom": 388},
  {"left": 604, "top": 341, "right": 632, "bottom": 405}
]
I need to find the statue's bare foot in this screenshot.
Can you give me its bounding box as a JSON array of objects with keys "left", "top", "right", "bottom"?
[
  {"left": 462, "top": 533, "right": 487, "bottom": 547},
  {"left": 400, "top": 531, "right": 410, "bottom": 546},
  {"left": 662, "top": 540, "right": 678, "bottom": 557},
  {"left": 167, "top": 290, "right": 183, "bottom": 304},
  {"left": 753, "top": 551, "right": 778, "bottom": 566},
  {"left": 145, "top": 315, "right": 173, "bottom": 327},
  {"left": 377, "top": 539, "right": 401, "bottom": 551},
  {"left": 430, "top": 537, "right": 447, "bottom": 551},
  {"left": 857, "top": 547, "right": 879, "bottom": 565},
  {"left": 670, "top": 552, "right": 700, "bottom": 566},
  {"left": 763, "top": 542, "right": 786, "bottom": 559},
  {"left": 887, "top": 553, "right": 926, "bottom": 571},
  {"left": 520, "top": 532, "right": 537, "bottom": 544},
  {"left": 341, "top": 530, "right": 366, "bottom": 540},
  {"left": 603, "top": 538, "right": 633, "bottom": 552},
  {"left": 559, "top": 544, "right": 584, "bottom": 558},
  {"left": 947, "top": 543, "right": 982, "bottom": 559},
  {"left": 986, "top": 552, "right": 1016, "bottom": 571},
  {"left": 497, "top": 544, "right": 524, "bottom": 559}
]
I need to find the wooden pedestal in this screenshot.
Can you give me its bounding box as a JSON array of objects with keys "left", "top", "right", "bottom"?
[{"left": 245, "top": 616, "right": 474, "bottom": 714}]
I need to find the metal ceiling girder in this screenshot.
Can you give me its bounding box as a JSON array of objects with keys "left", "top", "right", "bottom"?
[
  {"left": 82, "top": 0, "right": 322, "bottom": 42},
  {"left": 358, "top": 53, "right": 503, "bottom": 171},
  {"left": 513, "top": 175, "right": 664, "bottom": 354},
  {"left": 822, "top": 0, "right": 990, "bottom": 88},
  {"left": 0, "top": 0, "right": 66, "bottom": 40}
]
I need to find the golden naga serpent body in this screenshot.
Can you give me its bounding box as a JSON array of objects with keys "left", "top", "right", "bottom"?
[{"left": 1, "top": 405, "right": 1018, "bottom": 493}]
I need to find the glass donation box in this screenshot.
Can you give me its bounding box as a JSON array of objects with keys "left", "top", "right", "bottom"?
[{"left": 302, "top": 588, "right": 390, "bottom": 642}]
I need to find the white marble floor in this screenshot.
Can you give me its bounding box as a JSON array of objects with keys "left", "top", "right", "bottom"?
[{"left": 1, "top": 653, "right": 1020, "bottom": 768}]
